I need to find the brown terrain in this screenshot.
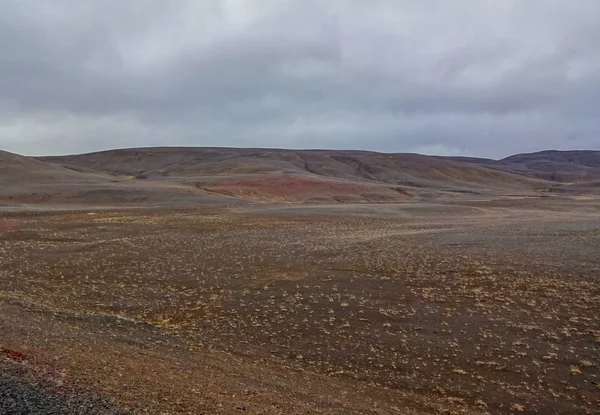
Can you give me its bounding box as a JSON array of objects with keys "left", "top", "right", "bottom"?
[{"left": 1, "top": 147, "right": 599, "bottom": 414}]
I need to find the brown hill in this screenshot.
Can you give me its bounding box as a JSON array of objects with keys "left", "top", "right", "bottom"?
[
  {"left": 501, "top": 149, "right": 600, "bottom": 168},
  {"left": 39, "top": 147, "right": 552, "bottom": 203},
  {"left": 499, "top": 150, "right": 600, "bottom": 182},
  {"left": 451, "top": 150, "right": 600, "bottom": 183},
  {"left": 0, "top": 150, "right": 239, "bottom": 207},
  {"left": 0, "top": 146, "right": 595, "bottom": 206},
  {"left": 0, "top": 150, "right": 110, "bottom": 186}
]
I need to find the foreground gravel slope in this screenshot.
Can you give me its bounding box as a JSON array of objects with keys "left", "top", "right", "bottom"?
[{"left": 0, "top": 371, "right": 130, "bottom": 415}]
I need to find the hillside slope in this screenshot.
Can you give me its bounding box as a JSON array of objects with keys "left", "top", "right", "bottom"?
[
  {"left": 449, "top": 150, "right": 600, "bottom": 182},
  {"left": 0, "top": 150, "right": 240, "bottom": 207},
  {"left": 447, "top": 150, "right": 600, "bottom": 195},
  {"left": 0, "top": 150, "right": 111, "bottom": 186},
  {"left": 500, "top": 150, "right": 600, "bottom": 182},
  {"left": 0, "top": 147, "right": 594, "bottom": 206},
  {"left": 39, "top": 147, "right": 553, "bottom": 202}
]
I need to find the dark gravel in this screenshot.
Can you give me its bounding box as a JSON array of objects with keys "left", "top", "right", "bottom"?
[{"left": 0, "top": 373, "right": 131, "bottom": 415}]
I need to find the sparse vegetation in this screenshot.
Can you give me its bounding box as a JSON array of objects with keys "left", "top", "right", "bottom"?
[{"left": 1, "top": 200, "right": 599, "bottom": 414}]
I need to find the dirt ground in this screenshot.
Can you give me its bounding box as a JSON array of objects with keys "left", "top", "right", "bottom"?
[{"left": 1, "top": 198, "right": 599, "bottom": 414}]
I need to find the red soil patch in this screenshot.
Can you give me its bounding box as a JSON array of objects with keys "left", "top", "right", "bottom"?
[
  {"left": 1, "top": 347, "right": 27, "bottom": 361},
  {"left": 196, "top": 174, "right": 409, "bottom": 202},
  {"left": 0, "top": 219, "right": 19, "bottom": 233}
]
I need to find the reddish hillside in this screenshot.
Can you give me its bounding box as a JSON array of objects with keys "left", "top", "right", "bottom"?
[
  {"left": 0, "top": 147, "right": 592, "bottom": 206},
  {"left": 195, "top": 174, "right": 412, "bottom": 203},
  {"left": 39, "top": 147, "right": 554, "bottom": 202}
]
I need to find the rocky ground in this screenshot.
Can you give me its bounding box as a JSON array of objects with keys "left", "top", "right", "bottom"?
[
  {"left": 0, "top": 364, "right": 130, "bottom": 415},
  {"left": 1, "top": 198, "right": 599, "bottom": 414}
]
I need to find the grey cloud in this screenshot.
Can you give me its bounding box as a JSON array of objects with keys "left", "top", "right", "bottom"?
[{"left": 0, "top": 0, "right": 599, "bottom": 157}]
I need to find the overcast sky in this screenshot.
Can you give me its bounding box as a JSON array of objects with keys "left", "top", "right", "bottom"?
[{"left": 1, "top": 0, "right": 599, "bottom": 158}]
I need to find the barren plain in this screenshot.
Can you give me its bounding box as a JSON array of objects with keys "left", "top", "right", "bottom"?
[{"left": 1, "top": 198, "right": 599, "bottom": 414}]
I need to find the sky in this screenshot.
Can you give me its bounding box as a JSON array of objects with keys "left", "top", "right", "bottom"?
[{"left": 1, "top": 0, "right": 599, "bottom": 159}]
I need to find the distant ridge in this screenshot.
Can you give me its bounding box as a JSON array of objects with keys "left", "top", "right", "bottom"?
[
  {"left": 37, "top": 147, "right": 564, "bottom": 201},
  {"left": 455, "top": 149, "right": 600, "bottom": 183},
  {"left": 1, "top": 147, "right": 599, "bottom": 206}
]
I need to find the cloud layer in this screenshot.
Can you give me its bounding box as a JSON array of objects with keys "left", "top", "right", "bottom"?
[{"left": 1, "top": 0, "right": 599, "bottom": 158}]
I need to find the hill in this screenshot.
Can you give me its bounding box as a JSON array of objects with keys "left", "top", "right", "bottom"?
[
  {"left": 500, "top": 150, "right": 600, "bottom": 182},
  {"left": 39, "top": 147, "right": 553, "bottom": 203},
  {"left": 0, "top": 150, "right": 110, "bottom": 186},
  {"left": 447, "top": 150, "right": 600, "bottom": 194},
  {"left": 2, "top": 147, "right": 599, "bottom": 207},
  {"left": 0, "top": 150, "right": 238, "bottom": 207}
]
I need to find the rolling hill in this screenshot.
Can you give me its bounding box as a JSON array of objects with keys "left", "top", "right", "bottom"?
[
  {"left": 1, "top": 147, "right": 599, "bottom": 207},
  {"left": 448, "top": 150, "right": 600, "bottom": 195},
  {"left": 0, "top": 150, "right": 238, "bottom": 207},
  {"left": 38, "top": 147, "right": 557, "bottom": 203},
  {"left": 0, "top": 149, "right": 110, "bottom": 186}
]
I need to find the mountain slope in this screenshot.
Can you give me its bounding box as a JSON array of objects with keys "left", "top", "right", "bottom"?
[
  {"left": 0, "top": 146, "right": 590, "bottom": 205},
  {"left": 448, "top": 150, "right": 600, "bottom": 186},
  {"left": 0, "top": 150, "right": 111, "bottom": 186},
  {"left": 39, "top": 147, "right": 554, "bottom": 203},
  {"left": 0, "top": 150, "right": 241, "bottom": 206},
  {"left": 500, "top": 150, "right": 600, "bottom": 182}
]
